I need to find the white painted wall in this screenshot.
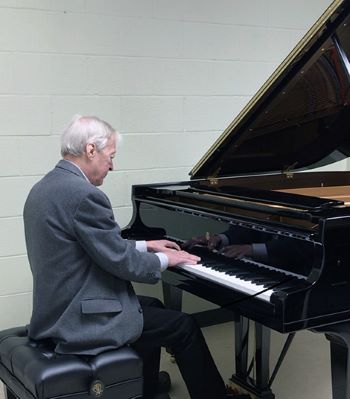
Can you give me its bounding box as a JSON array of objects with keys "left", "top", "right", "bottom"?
[{"left": 0, "top": 0, "right": 340, "bottom": 397}]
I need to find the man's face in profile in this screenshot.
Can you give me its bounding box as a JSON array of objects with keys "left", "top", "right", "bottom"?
[{"left": 88, "top": 134, "right": 116, "bottom": 186}]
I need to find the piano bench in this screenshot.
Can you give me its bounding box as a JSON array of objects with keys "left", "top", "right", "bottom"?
[{"left": 0, "top": 326, "right": 143, "bottom": 399}]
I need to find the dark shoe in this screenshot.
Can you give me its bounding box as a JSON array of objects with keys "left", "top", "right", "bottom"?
[
  {"left": 158, "top": 371, "right": 171, "bottom": 394},
  {"left": 226, "top": 384, "right": 251, "bottom": 398}
]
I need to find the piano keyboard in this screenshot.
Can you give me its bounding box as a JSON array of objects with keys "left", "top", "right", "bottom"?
[{"left": 177, "top": 256, "right": 306, "bottom": 302}]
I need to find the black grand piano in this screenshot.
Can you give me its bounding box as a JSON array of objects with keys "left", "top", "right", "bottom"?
[{"left": 123, "top": 0, "right": 350, "bottom": 397}]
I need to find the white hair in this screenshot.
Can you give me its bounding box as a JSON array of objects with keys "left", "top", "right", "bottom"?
[{"left": 61, "top": 115, "right": 118, "bottom": 157}]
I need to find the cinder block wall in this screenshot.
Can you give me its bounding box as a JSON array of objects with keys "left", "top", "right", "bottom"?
[{"left": 0, "top": 0, "right": 333, "bottom": 349}]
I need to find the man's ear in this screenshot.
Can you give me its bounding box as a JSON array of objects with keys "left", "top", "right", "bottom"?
[{"left": 86, "top": 143, "right": 96, "bottom": 159}]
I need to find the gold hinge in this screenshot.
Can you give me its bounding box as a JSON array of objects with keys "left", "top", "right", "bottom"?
[
  {"left": 282, "top": 162, "right": 298, "bottom": 179},
  {"left": 208, "top": 177, "right": 219, "bottom": 185},
  {"left": 284, "top": 171, "right": 294, "bottom": 179}
]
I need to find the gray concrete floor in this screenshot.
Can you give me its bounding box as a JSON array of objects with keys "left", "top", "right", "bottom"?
[{"left": 160, "top": 321, "right": 332, "bottom": 399}]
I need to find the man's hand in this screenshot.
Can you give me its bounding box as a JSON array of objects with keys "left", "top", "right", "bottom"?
[
  {"left": 182, "top": 233, "right": 222, "bottom": 250},
  {"left": 219, "top": 244, "right": 252, "bottom": 259},
  {"left": 147, "top": 240, "right": 200, "bottom": 267},
  {"left": 146, "top": 240, "right": 181, "bottom": 253},
  {"left": 164, "top": 250, "right": 201, "bottom": 267}
]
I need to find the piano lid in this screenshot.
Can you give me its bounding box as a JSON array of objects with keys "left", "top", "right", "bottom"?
[{"left": 190, "top": 0, "right": 350, "bottom": 180}]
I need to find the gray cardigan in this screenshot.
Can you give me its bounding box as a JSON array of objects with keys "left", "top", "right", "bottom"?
[{"left": 24, "top": 160, "right": 161, "bottom": 355}]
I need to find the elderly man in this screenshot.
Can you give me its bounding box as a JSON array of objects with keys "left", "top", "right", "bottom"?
[{"left": 23, "top": 116, "right": 240, "bottom": 399}]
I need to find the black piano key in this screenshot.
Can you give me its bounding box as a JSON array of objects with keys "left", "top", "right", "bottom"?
[
  {"left": 273, "top": 278, "right": 299, "bottom": 291},
  {"left": 197, "top": 251, "right": 301, "bottom": 293},
  {"left": 255, "top": 279, "right": 279, "bottom": 286}
]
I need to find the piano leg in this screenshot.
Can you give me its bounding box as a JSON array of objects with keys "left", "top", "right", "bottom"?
[
  {"left": 235, "top": 315, "right": 249, "bottom": 380},
  {"left": 255, "top": 323, "right": 272, "bottom": 394},
  {"left": 162, "top": 282, "right": 183, "bottom": 311},
  {"left": 162, "top": 282, "right": 184, "bottom": 361},
  {"left": 230, "top": 319, "right": 275, "bottom": 399},
  {"left": 162, "top": 281, "right": 235, "bottom": 327},
  {"left": 314, "top": 322, "right": 350, "bottom": 399}
]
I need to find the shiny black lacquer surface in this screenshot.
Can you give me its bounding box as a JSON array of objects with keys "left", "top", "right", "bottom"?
[
  {"left": 191, "top": 1, "right": 350, "bottom": 179},
  {"left": 123, "top": 1, "right": 350, "bottom": 333},
  {"left": 124, "top": 173, "right": 350, "bottom": 333}
]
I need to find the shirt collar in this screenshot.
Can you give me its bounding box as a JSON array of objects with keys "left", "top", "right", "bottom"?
[{"left": 64, "top": 160, "right": 91, "bottom": 183}]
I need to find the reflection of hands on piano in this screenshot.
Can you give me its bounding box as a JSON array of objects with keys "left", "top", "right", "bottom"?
[
  {"left": 219, "top": 244, "right": 253, "bottom": 259},
  {"left": 182, "top": 232, "right": 222, "bottom": 251},
  {"left": 182, "top": 232, "right": 257, "bottom": 261}
]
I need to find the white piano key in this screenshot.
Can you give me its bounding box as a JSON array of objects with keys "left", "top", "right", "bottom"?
[{"left": 177, "top": 263, "right": 275, "bottom": 302}]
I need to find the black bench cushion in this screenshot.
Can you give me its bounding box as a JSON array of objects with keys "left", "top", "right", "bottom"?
[{"left": 0, "top": 327, "right": 142, "bottom": 399}]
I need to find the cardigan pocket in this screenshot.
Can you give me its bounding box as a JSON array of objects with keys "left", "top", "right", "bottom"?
[{"left": 81, "top": 298, "right": 122, "bottom": 314}]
